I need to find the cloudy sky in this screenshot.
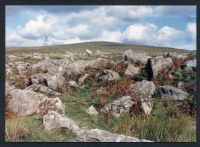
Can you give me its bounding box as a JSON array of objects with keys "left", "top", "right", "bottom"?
[{"left": 6, "top": 6, "right": 196, "bottom": 50}]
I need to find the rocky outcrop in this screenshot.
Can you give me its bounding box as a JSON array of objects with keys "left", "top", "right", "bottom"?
[
  {"left": 159, "top": 86, "right": 189, "bottom": 100},
  {"left": 184, "top": 59, "right": 196, "bottom": 70}
]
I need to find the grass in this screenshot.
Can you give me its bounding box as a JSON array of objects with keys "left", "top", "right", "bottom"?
[{"left": 5, "top": 115, "right": 76, "bottom": 142}]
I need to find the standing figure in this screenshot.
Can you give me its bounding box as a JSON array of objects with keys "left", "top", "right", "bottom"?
[
  {"left": 145, "top": 58, "right": 153, "bottom": 81},
  {"left": 27, "top": 78, "right": 33, "bottom": 86}
]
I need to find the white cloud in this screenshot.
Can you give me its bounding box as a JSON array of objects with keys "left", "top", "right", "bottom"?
[
  {"left": 186, "top": 22, "right": 196, "bottom": 40},
  {"left": 6, "top": 6, "right": 196, "bottom": 50}
]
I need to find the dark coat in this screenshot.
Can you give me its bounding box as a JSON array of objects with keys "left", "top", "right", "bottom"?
[{"left": 145, "top": 58, "right": 153, "bottom": 81}]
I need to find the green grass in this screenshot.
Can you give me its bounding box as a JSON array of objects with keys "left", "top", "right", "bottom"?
[{"left": 5, "top": 115, "right": 76, "bottom": 142}]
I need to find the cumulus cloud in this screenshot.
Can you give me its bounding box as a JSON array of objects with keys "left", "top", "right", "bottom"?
[
  {"left": 186, "top": 22, "right": 196, "bottom": 41},
  {"left": 122, "top": 23, "right": 184, "bottom": 46},
  {"left": 6, "top": 6, "right": 196, "bottom": 50}
]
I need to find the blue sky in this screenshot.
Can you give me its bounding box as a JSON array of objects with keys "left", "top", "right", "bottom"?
[{"left": 6, "top": 6, "right": 196, "bottom": 50}]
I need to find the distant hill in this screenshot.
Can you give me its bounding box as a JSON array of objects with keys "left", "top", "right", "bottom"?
[{"left": 6, "top": 41, "right": 192, "bottom": 54}]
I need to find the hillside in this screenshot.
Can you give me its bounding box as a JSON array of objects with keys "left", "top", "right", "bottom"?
[{"left": 6, "top": 41, "right": 191, "bottom": 55}]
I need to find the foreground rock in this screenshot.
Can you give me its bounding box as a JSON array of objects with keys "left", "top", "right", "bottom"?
[
  {"left": 159, "top": 86, "right": 189, "bottom": 100},
  {"left": 79, "top": 74, "right": 89, "bottom": 85},
  {"left": 5, "top": 85, "right": 64, "bottom": 116},
  {"left": 43, "top": 111, "right": 152, "bottom": 142},
  {"left": 75, "top": 129, "right": 152, "bottom": 142}
]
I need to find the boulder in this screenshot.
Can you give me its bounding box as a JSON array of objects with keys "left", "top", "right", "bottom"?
[
  {"left": 125, "top": 63, "right": 139, "bottom": 77},
  {"left": 159, "top": 86, "right": 189, "bottom": 100},
  {"left": 79, "top": 74, "right": 89, "bottom": 85},
  {"left": 32, "top": 60, "right": 58, "bottom": 74},
  {"left": 25, "top": 84, "right": 61, "bottom": 96},
  {"left": 128, "top": 80, "right": 156, "bottom": 96},
  {"left": 75, "top": 129, "right": 152, "bottom": 142},
  {"left": 69, "top": 81, "right": 79, "bottom": 88},
  {"left": 6, "top": 86, "right": 65, "bottom": 116},
  {"left": 101, "top": 96, "right": 133, "bottom": 117},
  {"left": 46, "top": 74, "right": 65, "bottom": 91},
  {"left": 95, "top": 87, "right": 109, "bottom": 95},
  {"left": 86, "top": 106, "right": 98, "bottom": 115},
  {"left": 43, "top": 111, "right": 80, "bottom": 132},
  {"left": 99, "top": 69, "right": 120, "bottom": 82},
  {"left": 86, "top": 49, "right": 93, "bottom": 56},
  {"left": 184, "top": 59, "right": 196, "bottom": 70},
  {"left": 16, "top": 62, "right": 30, "bottom": 75},
  {"left": 151, "top": 57, "right": 173, "bottom": 76},
  {"left": 123, "top": 51, "right": 151, "bottom": 64}
]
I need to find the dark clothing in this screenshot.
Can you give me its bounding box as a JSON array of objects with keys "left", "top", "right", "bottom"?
[
  {"left": 28, "top": 78, "right": 33, "bottom": 86},
  {"left": 44, "top": 79, "right": 48, "bottom": 87},
  {"left": 145, "top": 59, "right": 153, "bottom": 81}
]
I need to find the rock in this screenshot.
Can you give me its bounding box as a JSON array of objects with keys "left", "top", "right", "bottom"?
[
  {"left": 123, "top": 51, "right": 152, "bottom": 65},
  {"left": 99, "top": 69, "right": 121, "bottom": 82},
  {"left": 86, "top": 49, "right": 93, "bottom": 56},
  {"left": 69, "top": 81, "right": 79, "bottom": 88},
  {"left": 128, "top": 80, "right": 156, "bottom": 96},
  {"left": 79, "top": 74, "right": 89, "bottom": 85},
  {"left": 151, "top": 57, "right": 173, "bottom": 76},
  {"left": 75, "top": 129, "right": 152, "bottom": 142},
  {"left": 16, "top": 62, "right": 30, "bottom": 75},
  {"left": 101, "top": 96, "right": 133, "bottom": 117},
  {"left": 46, "top": 74, "right": 65, "bottom": 91},
  {"left": 125, "top": 63, "right": 139, "bottom": 77},
  {"left": 86, "top": 106, "right": 98, "bottom": 115},
  {"left": 43, "top": 111, "right": 80, "bottom": 132},
  {"left": 6, "top": 86, "right": 65, "bottom": 116},
  {"left": 169, "top": 52, "right": 188, "bottom": 60},
  {"left": 159, "top": 86, "right": 189, "bottom": 100},
  {"left": 25, "top": 84, "right": 61, "bottom": 96},
  {"left": 39, "top": 97, "right": 65, "bottom": 114},
  {"left": 184, "top": 59, "right": 196, "bottom": 70},
  {"left": 32, "top": 60, "right": 58, "bottom": 74}
]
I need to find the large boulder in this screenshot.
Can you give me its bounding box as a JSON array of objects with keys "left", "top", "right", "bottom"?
[
  {"left": 75, "top": 129, "right": 152, "bottom": 142},
  {"left": 159, "top": 86, "right": 189, "bottom": 100},
  {"left": 123, "top": 50, "right": 152, "bottom": 65},
  {"left": 128, "top": 80, "right": 156, "bottom": 96},
  {"left": 32, "top": 60, "right": 58, "bottom": 74},
  {"left": 86, "top": 49, "right": 93, "bottom": 56},
  {"left": 99, "top": 69, "right": 121, "bottom": 82},
  {"left": 125, "top": 63, "right": 139, "bottom": 77},
  {"left": 46, "top": 74, "right": 65, "bottom": 91},
  {"left": 6, "top": 85, "right": 65, "bottom": 116},
  {"left": 16, "top": 62, "right": 30, "bottom": 75},
  {"left": 151, "top": 56, "right": 173, "bottom": 76}
]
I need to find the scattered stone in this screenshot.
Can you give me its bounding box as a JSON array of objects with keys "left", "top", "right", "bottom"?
[
  {"left": 86, "top": 106, "right": 98, "bottom": 115},
  {"left": 79, "top": 74, "right": 89, "bottom": 85},
  {"left": 99, "top": 69, "right": 121, "bottom": 82},
  {"left": 69, "top": 81, "right": 79, "bottom": 88},
  {"left": 128, "top": 80, "right": 155, "bottom": 96},
  {"left": 46, "top": 74, "right": 65, "bottom": 91},
  {"left": 101, "top": 96, "right": 133, "bottom": 117},
  {"left": 95, "top": 87, "right": 109, "bottom": 95},
  {"left": 159, "top": 86, "right": 189, "bottom": 100},
  {"left": 86, "top": 49, "right": 93, "bottom": 56},
  {"left": 184, "top": 59, "right": 196, "bottom": 70},
  {"left": 125, "top": 63, "right": 139, "bottom": 77}
]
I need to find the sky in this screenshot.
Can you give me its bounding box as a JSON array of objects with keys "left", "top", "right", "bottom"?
[{"left": 6, "top": 6, "right": 196, "bottom": 50}]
